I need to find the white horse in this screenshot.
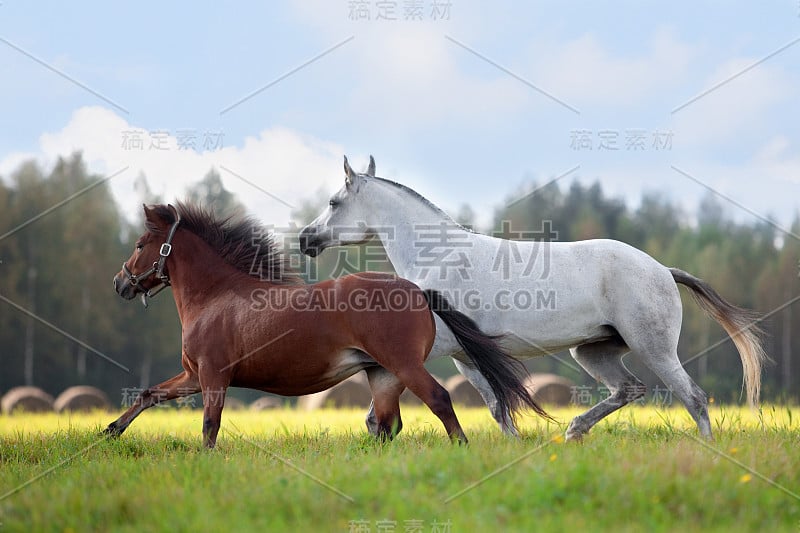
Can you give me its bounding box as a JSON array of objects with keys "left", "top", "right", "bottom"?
[{"left": 298, "top": 156, "right": 766, "bottom": 441}]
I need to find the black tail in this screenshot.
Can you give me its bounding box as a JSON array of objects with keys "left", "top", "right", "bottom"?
[{"left": 422, "top": 289, "right": 552, "bottom": 423}]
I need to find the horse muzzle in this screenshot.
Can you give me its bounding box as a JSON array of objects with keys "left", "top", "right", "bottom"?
[
  {"left": 113, "top": 273, "right": 138, "bottom": 300},
  {"left": 298, "top": 227, "right": 324, "bottom": 257}
]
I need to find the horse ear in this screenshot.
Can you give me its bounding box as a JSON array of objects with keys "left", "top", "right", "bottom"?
[
  {"left": 143, "top": 204, "right": 173, "bottom": 225},
  {"left": 166, "top": 203, "right": 179, "bottom": 222},
  {"left": 366, "top": 155, "right": 376, "bottom": 177},
  {"left": 143, "top": 204, "right": 157, "bottom": 222},
  {"left": 344, "top": 155, "right": 356, "bottom": 185}
]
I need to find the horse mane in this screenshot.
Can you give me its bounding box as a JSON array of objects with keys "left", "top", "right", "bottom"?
[
  {"left": 371, "top": 177, "right": 476, "bottom": 233},
  {"left": 146, "top": 202, "right": 303, "bottom": 285}
]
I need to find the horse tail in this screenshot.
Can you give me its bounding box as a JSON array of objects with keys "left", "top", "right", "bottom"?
[
  {"left": 422, "top": 289, "right": 553, "bottom": 423},
  {"left": 670, "top": 268, "right": 768, "bottom": 406}
]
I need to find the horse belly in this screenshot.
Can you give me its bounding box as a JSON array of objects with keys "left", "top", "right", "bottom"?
[
  {"left": 418, "top": 240, "right": 638, "bottom": 358},
  {"left": 423, "top": 270, "right": 615, "bottom": 359},
  {"left": 233, "top": 349, "right": 376, "bottom": 396},
  {"left": 317, "top": 348, "right": 377, "bottom": 387}
]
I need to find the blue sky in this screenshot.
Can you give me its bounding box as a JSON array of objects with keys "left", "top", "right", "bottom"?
[{"left": 1, "top": 1, "right": 798, "bottom": 230}]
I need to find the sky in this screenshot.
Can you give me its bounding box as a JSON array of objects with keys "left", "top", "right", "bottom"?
[{"left": 0, "top": 1, "right": 798, "bottom": 232}]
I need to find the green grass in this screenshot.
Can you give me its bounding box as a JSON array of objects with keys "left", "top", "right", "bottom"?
[{"left": 1, "top": 405, "right": 799, "bottom": 532}]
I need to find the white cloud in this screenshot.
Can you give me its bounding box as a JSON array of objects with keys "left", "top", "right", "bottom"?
[
  {"left": 344, "top": 26, "right": 529, "bottom": 127},
  {"left": 530, "top": 28, "right": 694, "bottom": 108},
  {"left": 752, "top": 136, "right": 800, "bottom": 187},
  {"left": 276, "top": 13, "right": 701, "bottom": 131},
  {"left": 287, "top": 1, "right": 531, "bottom": 127},
  {"left": 0, "top": 106, "right": 343, "bottom": 225},
  {"left": 672, "top": 58, "right": 793, "bottom": 147}
]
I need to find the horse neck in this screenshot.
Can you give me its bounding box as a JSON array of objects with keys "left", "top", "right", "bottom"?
[
  {"left": 370, "top": 185, "right": 467, "bottom": 279},
  {"left": 166, "top": 231, "right": 241, "bottom": 317}
]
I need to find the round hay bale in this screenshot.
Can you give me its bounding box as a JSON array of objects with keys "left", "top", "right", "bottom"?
[
  {"left": 524, "top": 373, "right": 575, "bottom": 406},
  {"left": 444, "top": 375, "right": 484, "bottom": 407},
  {"left": 399, "top": 374, "right": 445, "bottom": 405},
  {"left": 298, "top": 374, "right": 372, "bottom": 410},
  {"left": 2, "top": 386, "right": 55, "bottom": 414},
  {"left": 224, "top": 397, "right": 246, "bottom": 410},
  {"left": 54, "top": 386, "right": 111, "bottom": 413},
  {"left": 250, "top": 396, "right": 283, "bottom": 411}
]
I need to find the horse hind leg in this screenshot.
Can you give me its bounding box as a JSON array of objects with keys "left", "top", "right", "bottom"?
[
  {"left": 393, "top": 366, "right": 468, "bottom": 444},
  {"left": 566, "top": 337, "right": 646, "bottom": 441},
  {"left": 620, "top": 324, "right": 713, "bottom": 439},
  {"left": 365, "top": 367, "right": 405, "bottom": 440},
  {"left": 453, "top": 359, "right": 519, "bottom": 437},
  {"left": 638, "top": 349, "right": 712, "bottom": 439}
]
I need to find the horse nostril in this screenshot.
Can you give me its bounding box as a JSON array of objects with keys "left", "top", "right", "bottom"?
[{"left": 299, "top": 232, "right": 320, "bottom": 257}]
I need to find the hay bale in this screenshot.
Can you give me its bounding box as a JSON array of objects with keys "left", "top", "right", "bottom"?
[
  {"left": 1, "top": 386, "right": 55, "bottom": 414},
  {"left": 444, "top": 375, "right": 484, "bottom": 407},
  {"left": 298, "top": 374, "right": 372, "bottom": 410},
  {"left": 54, "top": 386, "right": 111, "bottom": 413},
  {"left": 250, "top": 396, "right": 283, "bottom": 411},
  {"left": 224, "top": 397, "right": 246, "bottom": 410},
  {"left": 524, "top": 373, "right": 575, "bottom": 406},
  {"left": 399, "top": 374, "right": 445, "bottom": 405}
]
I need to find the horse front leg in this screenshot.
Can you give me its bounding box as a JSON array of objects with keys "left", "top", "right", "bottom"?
[
  {"left": 104, "top": 370, "right": 200, "bottom": 437},
  {"left": 365, "top": 367, "right": 406, "bottom": 441},
  {"left": 199, "top": 371, "right": 231, "bottom": 449}
]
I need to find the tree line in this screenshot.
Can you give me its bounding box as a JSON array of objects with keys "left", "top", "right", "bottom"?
[{"left": 0, "top": 153, "right": 796, "bottom": 405}]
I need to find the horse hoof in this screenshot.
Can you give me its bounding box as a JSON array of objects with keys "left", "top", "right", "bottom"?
[
  {"left": 564, "top": 430, "right": 583, "bottom": 443},
  {"left": 375, "top": 432, "right": 395, "bottom": 443},
  {"left": 451, "top": 435, "right": 469, "bottom": 446},
  {"left": 103, "top": 422, "right": 123, "bottom": 438}
]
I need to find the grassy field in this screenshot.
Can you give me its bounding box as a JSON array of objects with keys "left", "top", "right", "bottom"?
[{"left": 0, "top": 404, "right": 798, "bottom": 532}]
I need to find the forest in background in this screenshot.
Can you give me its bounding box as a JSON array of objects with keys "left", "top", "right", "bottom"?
[{"left": 0, "top": 153, "right": 797, "bottom": 406}]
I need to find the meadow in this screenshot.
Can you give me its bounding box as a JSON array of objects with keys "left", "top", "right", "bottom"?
[{"left": 0, "top": 405, "right": 798, "bottom": 532}]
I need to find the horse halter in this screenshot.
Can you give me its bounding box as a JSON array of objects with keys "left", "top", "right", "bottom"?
[{"left": 121, "top": 212, "right": 181, "bottom": 308}]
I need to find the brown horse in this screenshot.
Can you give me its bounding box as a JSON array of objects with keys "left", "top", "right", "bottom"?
[{"left": 106, "top": 203, "right": 548, "bottom": 448}]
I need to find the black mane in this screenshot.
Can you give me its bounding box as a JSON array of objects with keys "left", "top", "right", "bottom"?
[{"left": 147, "top": 202, "right": 303, "bottom": 285}]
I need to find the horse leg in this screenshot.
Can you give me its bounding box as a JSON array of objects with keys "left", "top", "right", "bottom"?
[
  {"left": 453, "top": 359, "right": 519, "bottom": 437},
  {"left": 365, "top": 400, "right": 379, "bottom": 436},
  {"left": 395, "top": 367, "right": 468, "bottom": 444},
  {"left": 618, "top": 318, "right": 713, "bottom": 439},
  {"left": 104, "top": 370, "right": 200, "bottom": 436},
  {"left": 364, "top": 367, "right": 405, "bottom": 440},
  {"left": 636, "top": 349, "right": 712, "bottom": 439},
  {"left": 565, "top": 338, "right": 645, "bottom": 442},
  {"left": 199, "top": 372, "right": 230, "bottom": 449}
]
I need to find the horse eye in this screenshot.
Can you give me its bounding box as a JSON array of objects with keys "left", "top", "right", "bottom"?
[
  {"left": 329, "top": 199, "right": 338, "bottom": 207},
  {"left": 136, "top": 244, "right": 144, "bottom": 251}
]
